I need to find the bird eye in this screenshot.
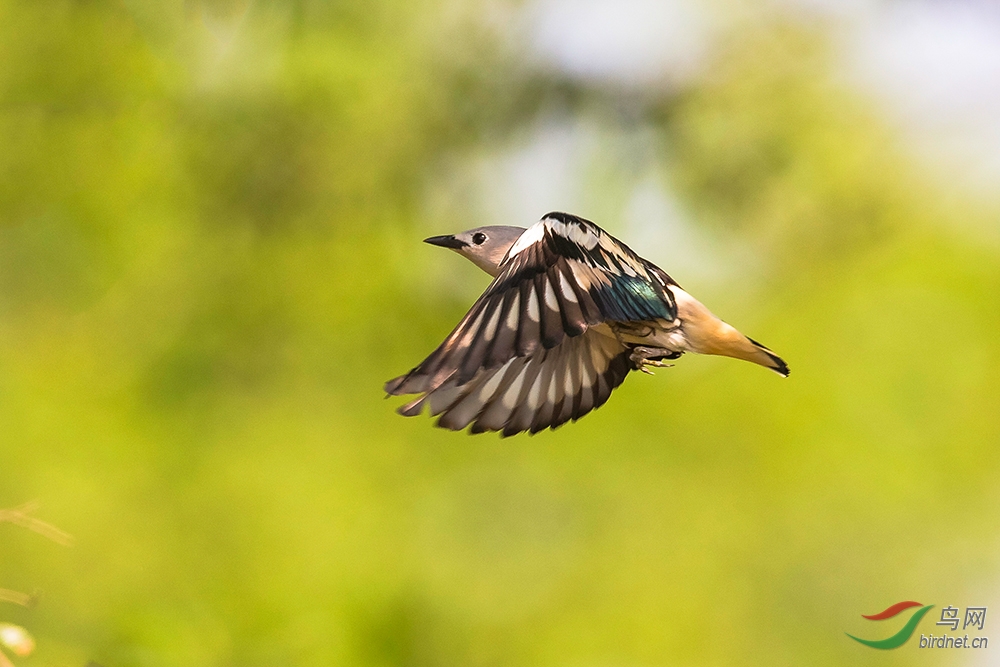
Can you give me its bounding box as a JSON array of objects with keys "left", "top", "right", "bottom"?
[{"left": 472, "top": 232, "right": 487, "bottom": 245}]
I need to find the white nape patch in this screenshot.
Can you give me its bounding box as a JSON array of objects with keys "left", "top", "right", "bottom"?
[{"left": 509, "top": 221, "right": 546, "bottom": 256}]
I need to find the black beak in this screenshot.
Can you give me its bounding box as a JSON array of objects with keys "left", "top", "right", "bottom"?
[{"left": 423, "top": 235, "right": 467, "bottom": 249}]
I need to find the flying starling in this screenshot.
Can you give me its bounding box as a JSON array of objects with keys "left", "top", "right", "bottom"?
[{"left": 386, "top": 212, "right": 788, "bottom": 436}]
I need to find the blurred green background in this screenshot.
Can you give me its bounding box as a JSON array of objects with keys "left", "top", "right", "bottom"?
[{"left": 2, "top": 0, "right": 999, "bottom": 665}]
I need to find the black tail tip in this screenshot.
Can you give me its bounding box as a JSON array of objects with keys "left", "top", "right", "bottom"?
[{"left": 747, "top": 337, "right": 789, "bottom": 377}]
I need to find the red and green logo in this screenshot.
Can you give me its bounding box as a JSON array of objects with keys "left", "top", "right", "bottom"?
[{"left": 847, "top": 601, "right": 935, "bottom": 649}]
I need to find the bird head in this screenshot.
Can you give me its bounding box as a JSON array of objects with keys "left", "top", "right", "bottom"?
[{"left": 423, "top": 225, "right": 527, "bottom": 277}]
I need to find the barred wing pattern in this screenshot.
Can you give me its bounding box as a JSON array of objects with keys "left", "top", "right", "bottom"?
[
  {"left": 395, "top": 325, "right": 632, "bottom": 436},
  {"left": 385, "top": 212, "right": 679, "bottom": 435}
]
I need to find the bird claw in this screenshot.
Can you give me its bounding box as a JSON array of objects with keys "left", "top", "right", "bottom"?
[
  {"left": 630, "top": 346, "right": 681, "bottom": 374},
  {"left": 638, "top": 361, "right": 674, "bottom": 375}
]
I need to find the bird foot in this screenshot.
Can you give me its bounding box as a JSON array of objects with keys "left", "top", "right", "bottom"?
[{"left": 630, "top": 346, "right": 681, "bottom": 374}]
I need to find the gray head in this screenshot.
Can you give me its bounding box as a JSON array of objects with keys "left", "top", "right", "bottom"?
[{"left": 424, "top": 225, "right": 527, "bottom": 277}]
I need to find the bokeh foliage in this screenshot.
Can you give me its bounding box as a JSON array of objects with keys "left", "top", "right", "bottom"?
[{"left": 2, "top": 1, "right": 999, "bottom": 666}]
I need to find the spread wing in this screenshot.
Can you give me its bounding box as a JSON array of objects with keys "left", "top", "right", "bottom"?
[
  {"left": 386, "top": 212, "right": 679, "bottom": 435},
  {"left": 396, "top": 324, "right": 633, "bottom": 436}
]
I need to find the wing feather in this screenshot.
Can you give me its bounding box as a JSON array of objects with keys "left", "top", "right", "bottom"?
[
  {"left": 537, "top": 272, "right": 565, "bottom": 348},
  {"left": 554, "top": 264, "right": 587, "bottom": 335},
  {"left": 386, "top": 212, "right": 676, "bottom": 434},
  {"left": 413, "top": 327, "right": 633, "bottom": 436},
  {"left": 517, "top": 279, "right": 542, "bottom": 357},
  {"left": 485, "top": 289, "right": 519, "bottom": 369}
]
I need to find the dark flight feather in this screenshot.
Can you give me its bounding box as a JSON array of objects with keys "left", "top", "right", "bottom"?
[{"left": 386, "top": 212, "right": 679, "bottom": 435}]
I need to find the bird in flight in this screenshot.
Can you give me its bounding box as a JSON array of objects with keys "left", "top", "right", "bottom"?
[{"left": 386, "top": 212, "right": 788, "bottom": 436}]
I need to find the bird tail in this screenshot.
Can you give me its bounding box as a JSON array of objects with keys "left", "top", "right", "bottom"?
[
  {"left": 699, "top": 327, "right": 789, "bottom": 377},
  {"left": 669, "top": 287, "right": 789, "bottom": 377},
  {"left": 688, "top": 317, "right": 788, "bottom": 376},
  {"left": 744, "top": 337, "right": 789, "bottom": 377}
]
